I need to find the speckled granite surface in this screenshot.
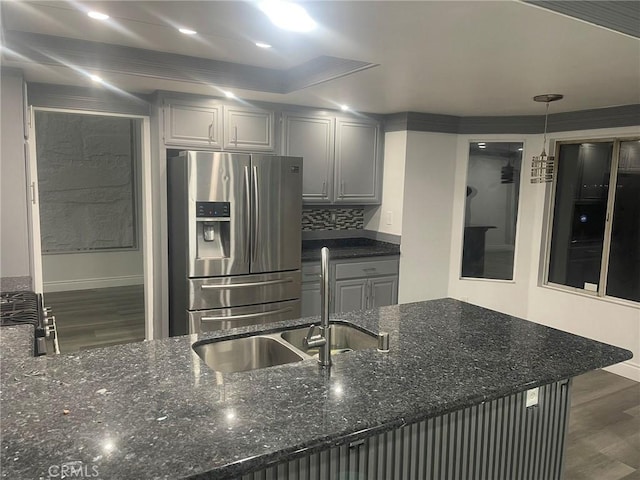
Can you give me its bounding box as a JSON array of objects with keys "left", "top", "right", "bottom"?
[
  {"left": 302, "top": 237, "right": 400, "bottom": 261},
  {"left": 0, "top": 325, "right": 34, "bottom": 360},
  {"left": 0, "top": 276, "right": 32, "bottom": 292},
  {"left": 0, "top": 299, "right": 632, "bottom": 480}
]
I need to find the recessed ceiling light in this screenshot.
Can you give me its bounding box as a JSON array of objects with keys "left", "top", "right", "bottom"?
[
  {"left": 89, "top": 74, "right": 104, "bottom": 84},
  {"left": 258, "top": 0, "right": 317, "bottom": 32},
  {"left": 255, "top": 42, "right": 272, "bottom": 49},
  {"left": 340, "top": 105, "right": 349, "bottom": 111},
  {"left": 178, "top": 28, "right": 197, "bottom": 35},
  {"left": 87, "top": 11, "right": 109, "bottom": 20},
  {"left": 224, "top": 91, "right": 236, "bottom": 99}
]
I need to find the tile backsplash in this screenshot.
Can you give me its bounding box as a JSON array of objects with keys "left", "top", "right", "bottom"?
[{"left": 302, "top": 207, "right": 364, "bottom": 231}]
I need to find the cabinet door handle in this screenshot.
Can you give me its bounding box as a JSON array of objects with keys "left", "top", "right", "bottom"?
[
  {"left": 371, "top": 281, "right": 375, "bottom": 307},
  {"left": 234, "top": 125, "right": 238, "bottom": 145},
  {"left": 364, "top": 280, "right": 369, "bottom": 308},
  {"left": 208, "top": 123, "right": 213, "bottom": 142},
  {"left": 340, "top": 181, "right": 345, "bottom": 197},
  {"left": 321, "top": 181, "right": 327, "bottom": 197}
]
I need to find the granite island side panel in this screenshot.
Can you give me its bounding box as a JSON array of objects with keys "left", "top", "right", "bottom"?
[{"left": 0, "top": 298, "right": 632, "bottom": 479}]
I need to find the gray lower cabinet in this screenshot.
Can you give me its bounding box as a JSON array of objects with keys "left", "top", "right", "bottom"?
[
  {"left": 334, "top": 278, "right": 368, "bottom": 313},
  {"left": 334, "top": 275, "right": 398, "bottom": 312},
  {"left": 302, "top": 256, "right": 399, "bottom": 316},
  {"left": 301, "top": 262, "right": 322, "bottom": 318},
  {"left": 163, "top": 98, "right": 222, "bottom": 147},
  {"left": 301, "top": 281, "right": 322, "bottom": 318},
  {"left": 369, "top": 275, "right": 398, "bottom": 308}
]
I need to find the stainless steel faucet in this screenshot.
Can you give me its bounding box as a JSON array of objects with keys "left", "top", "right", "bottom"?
[{"left": 304, "top": 247, "right": 331, "bottom": 367}]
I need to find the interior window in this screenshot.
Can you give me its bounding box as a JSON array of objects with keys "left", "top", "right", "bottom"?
[
  {"left": 35, "top": 111, "right": 138, "bottom": 253},
  {"left": 461, "top": 141, "right": 523, "bottom": 280}
]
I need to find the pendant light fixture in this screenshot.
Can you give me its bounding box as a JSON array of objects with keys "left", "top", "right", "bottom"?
[{"left": 530, "top": 94, "right": 563, "bottom": 183}]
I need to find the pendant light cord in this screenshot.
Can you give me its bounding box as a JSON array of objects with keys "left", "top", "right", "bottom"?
[{"left": 541, "top": 101, "right": 550, "bottom": 157}]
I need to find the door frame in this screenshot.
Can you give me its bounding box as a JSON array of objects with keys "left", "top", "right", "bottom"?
[{"left": 26, "top": 107, "right": 155, "bottom": 340}]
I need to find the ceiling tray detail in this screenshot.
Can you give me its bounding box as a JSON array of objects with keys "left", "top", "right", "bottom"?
[{"left": 2, "top": 31, "right": 378, "bottom": 94}]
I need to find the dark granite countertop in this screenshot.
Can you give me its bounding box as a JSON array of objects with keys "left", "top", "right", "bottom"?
[
  {"left": 302, "top": 237, "right": 400, "bottom": 262},
  {"left": 0, "top": 324, "right": 35, "bottom": 361},
  {"left": 0, "top": 299, "right": 631, "bottom": 479}
]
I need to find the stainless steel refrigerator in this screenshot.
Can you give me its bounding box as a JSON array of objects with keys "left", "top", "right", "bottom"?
[{"left": 168, "top": 151, "right": 302, "bottom": 336}]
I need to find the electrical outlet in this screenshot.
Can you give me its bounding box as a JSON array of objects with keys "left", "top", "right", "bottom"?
[
  {"left": 385, "top": 211, "right": 393, "bottom": 225},
  {"left": 526, "top": 387, "right": 539, "bottom": 408}
]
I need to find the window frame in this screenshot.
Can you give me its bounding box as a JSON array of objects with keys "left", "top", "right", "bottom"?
[{"left": 542, "top": 135, "right": 640, "bottom": 305}]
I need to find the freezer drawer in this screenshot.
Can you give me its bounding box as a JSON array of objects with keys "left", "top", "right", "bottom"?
[
  {"left": 188, "top": 271, "right": 301, "bottom": 310},
  {"left": 189, "top": 299, "right": 301, "bottom": 333}
]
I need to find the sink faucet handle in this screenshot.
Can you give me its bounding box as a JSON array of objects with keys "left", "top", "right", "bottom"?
[{"left": 303, "top": 324, "right": 316, "bottom": 347}]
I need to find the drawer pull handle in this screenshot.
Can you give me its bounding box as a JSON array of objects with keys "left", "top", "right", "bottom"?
[
  {"left": 201, "top": 278, "right": 293, "bottom": 289},
  {"left": 201, "top": 307, "right": 292, "bottom": 322},
  {"left": 363, "top": 267, "right": 377, "bottom": 272}
]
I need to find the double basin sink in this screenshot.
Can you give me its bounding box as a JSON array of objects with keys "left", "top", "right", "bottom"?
[{"left": 192, "top": 322, "right": 381, "bottom": 373}]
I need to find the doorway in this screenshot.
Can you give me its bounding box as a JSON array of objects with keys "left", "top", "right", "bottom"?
[{"left": 28, "top": 108, "right": 153, "bottom": 352}]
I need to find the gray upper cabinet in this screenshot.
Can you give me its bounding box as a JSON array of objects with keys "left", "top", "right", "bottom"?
[
  {"left": 161, "top": 95, "right": 382, "bottom": 203},
  {"left": 163, "top": 98, "right": 222, "bottom": 148},
  {"left": 282, "top": 113, "right": 334, "bottom": 203},
  {"left": 335, "top": 118, "right": 381, "bottom": 204},
  {"left": 223, "top": 106, "right": 275, "bottom": 152},
  {"left": 283, "top": 112, "right": 382, "bottom": 205}
]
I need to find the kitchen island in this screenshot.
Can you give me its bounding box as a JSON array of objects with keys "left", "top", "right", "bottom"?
[{"left": 0, "top": 298, "right": 632, "bottom": 479}]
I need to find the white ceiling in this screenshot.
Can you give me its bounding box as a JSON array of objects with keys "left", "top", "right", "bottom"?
[{"left": 2, "top": 0, "right": 639, "bottom": 116}]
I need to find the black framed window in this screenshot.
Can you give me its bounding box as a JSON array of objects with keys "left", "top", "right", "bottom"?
[{"left": 547, "top": 139, "right": 640, "bottom": 303}]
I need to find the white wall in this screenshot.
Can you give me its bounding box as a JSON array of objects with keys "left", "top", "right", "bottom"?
[
  {"left": 364, "top": 130, "right": 407, "bottom": 236},
  {"left": 42, "top": 250, "right": 144, "bottom": 292},
  {"left": 399, "top": 131, "right": 458, "bottom": 303},
  {"left": 0, "top": 70, "right": 31, "bottom": 280},
  {"left": 447, "top": 127, "right": 640, "bottom": 381}
]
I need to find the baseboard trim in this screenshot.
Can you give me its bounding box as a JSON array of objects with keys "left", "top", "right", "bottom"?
[
  {"left": 604, "top": 359, "right": 640, "bottom": 382},
  {"left": 44, "top": 275, "right": 144, "bottom": 292}
]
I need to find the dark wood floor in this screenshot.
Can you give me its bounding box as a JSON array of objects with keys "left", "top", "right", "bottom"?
[
  {"left": 565, "top": 369, "right": 640, "bottom": 480},
  {"left": 44, "top": 285, "right": 145, "bottom": 353}
]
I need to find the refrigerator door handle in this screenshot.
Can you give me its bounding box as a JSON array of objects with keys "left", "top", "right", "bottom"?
[
  {"left": 244, "top": 165, "right": 251, "bottom": 264},
  {"left": 200, "top": 278, "right": 294, "bottom": 289},
  {"left": 201, "top": 307, "right": 293, "bottom": 322},
  {"left": 252, "top": 165, "right": 259, "bottom": 263}
]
